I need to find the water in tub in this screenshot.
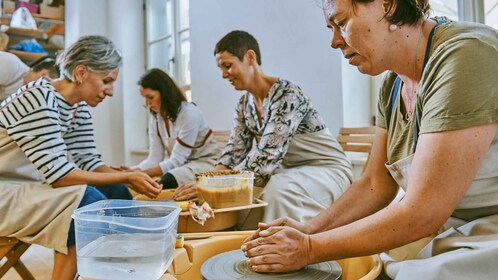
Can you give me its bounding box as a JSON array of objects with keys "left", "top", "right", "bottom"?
[{"left": 77, "top": 233, "right": 174, "bottom": 280}]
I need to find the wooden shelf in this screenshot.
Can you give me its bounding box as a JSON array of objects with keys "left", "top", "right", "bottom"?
[
  {"left": 8, "top": 49, "right": 46, "bottom": 61},
  {"left": 1, "top": 14, "right": 64, "bottom": 38},
  {"left": 1, "top": 13, "right": 64, "bottom": 24},
  {"left": 5, "top": 26, "right": 48, "bottom": 39},
  {"left": 0, "top": 7, "right": 65, "bottom": 64},
  {"left": 0, "top": 16, "right": 9, "bottom": 25}
]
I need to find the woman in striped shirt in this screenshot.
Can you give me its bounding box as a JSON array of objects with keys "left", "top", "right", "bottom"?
[{"left": 0, "top": 35, "right": 161, "bottom": 280}]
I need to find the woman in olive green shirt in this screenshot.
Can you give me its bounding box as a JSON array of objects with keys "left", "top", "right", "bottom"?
[{"left": 241, "top": 0, "right": 498, "bottom": 278}]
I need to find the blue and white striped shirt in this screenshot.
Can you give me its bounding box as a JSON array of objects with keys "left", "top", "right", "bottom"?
[{"left": 0, "top": 78, "right": 103, "bottom": 184}]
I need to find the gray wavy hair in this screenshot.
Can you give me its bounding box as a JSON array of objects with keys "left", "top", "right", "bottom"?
[{"left": 57, "top": 35, "right": 123, "bottom": 82}]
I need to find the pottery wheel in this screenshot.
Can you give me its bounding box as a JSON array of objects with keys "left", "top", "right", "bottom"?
[{"left": 201, "top": 249, "right": 342, "bottom": 280}]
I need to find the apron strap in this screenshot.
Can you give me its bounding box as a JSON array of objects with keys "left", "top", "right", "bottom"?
[
  {"left": 390, "top": 77, "right": 419, "bottom": 153},
  {"left": 68, "top": 104, "right": 80, "bottom": 127},
  {"left": 391, "top": 77, "right": 402, "bottom": 111},
  {"left": 422, "top": 17, "right": 448, "bottom": 73},
  {"left": 0, "top": 86, "right": 44, "bottom": 111},
  {"left": 176, "top": 129, "right": 212, "bottom": 149},
  {"left": 389, "top": 17, "right": 449, "bottom": 152},
  {"left": 164, "top": 118, "right": 171, "bottom": 138},
  {"left": 156, "top": 117, "right": 213, "bottom": 150},
  {"left": 156, "top": 118, "right": 167, "bottom": 151}
]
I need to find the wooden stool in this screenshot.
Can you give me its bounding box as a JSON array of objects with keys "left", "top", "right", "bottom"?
[{"left": 0, "top": 237, "right": 35, "bottom": 280}]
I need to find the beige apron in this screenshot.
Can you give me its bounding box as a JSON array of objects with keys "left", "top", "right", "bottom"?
[
  {"left": 239, "top": 129, "right": 353, "bottom": 228},
  {"left": 161, "top": 126, "right": 220, "bottom": 184},
  {"left": 0, "top": 129, "right": 85, "bottom": 254},
  {"left": 381, "top": 155, "right": 498, "bottom": 279}
]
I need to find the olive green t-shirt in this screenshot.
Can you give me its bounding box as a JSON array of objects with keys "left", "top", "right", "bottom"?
[{"left": 376, "top": 19, "right": 498, "bottom": 208}]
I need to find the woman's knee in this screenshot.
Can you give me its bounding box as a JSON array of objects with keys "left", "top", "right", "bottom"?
[
  {"left": 261, "top": 180, "right": 297, "bottom": 203},
  {"left": 159, "top": 173, "right": 179, "bottom": 189},
  {"left": 95, "top": 184, "right": 133, "bottom": 200},
  {"left": 67, "top": 187, "right": 107, "bottom": 247}
]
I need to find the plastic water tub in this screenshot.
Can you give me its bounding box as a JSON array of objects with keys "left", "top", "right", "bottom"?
[{"left": 72, "top": 200, "right": 180, "bottom": 280}]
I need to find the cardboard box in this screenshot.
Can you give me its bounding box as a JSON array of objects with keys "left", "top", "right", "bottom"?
[
  {"left": 2, "top": 0, "right": 16, "bottom": 14},
  {"left": 39, "top": 3, "right": 63, "bottom": 19}
]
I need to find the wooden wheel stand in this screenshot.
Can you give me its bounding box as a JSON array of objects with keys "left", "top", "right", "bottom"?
[{"left": 168, "top": 231, "right": 382, "bottom": 280}]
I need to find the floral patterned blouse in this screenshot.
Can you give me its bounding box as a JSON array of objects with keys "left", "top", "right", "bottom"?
[{"left": 217, "top": 79, "right": 327, "bottom": 186}]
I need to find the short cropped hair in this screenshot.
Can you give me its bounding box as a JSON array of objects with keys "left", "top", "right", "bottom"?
[
  {"left": 214, "top": 30, "right": 262, "bottom": 65},
  {"left": 30, "top": 56, "right": 60, "bottom": 79},
  {"left": 57, "top": 35, "right": 122, "bottom": 82},
  {"left": 138, "top": 68, "right": 187, "bottom": 122}
]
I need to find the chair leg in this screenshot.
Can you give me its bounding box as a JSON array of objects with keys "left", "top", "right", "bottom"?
[{"left": 0, "top": 241, "right": 35, "bottom": 280}]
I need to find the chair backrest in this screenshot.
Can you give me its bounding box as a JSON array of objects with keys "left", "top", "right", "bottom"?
[
  {"left": 337, "top": 126, "right": 375, "bottom": 154},
  {"left": 337, "top": 126, "right": 375, "bottom": 175},
  {"left": 212, "top": 130, "right": 231, "bottom": 150}
]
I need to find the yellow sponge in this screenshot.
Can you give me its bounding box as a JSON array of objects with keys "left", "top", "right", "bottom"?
[{"left": 176, "top": 201, "right": 189, "bottom": 211}]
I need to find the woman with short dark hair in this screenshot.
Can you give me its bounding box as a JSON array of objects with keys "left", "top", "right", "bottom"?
[
  {"left": 211, "top": 30, "right": 353, "bottom": 226},
  {"left": 242, "top": 0, "right": 498, "bottom": 278}
]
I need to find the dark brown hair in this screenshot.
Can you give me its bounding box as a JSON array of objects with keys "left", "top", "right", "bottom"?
[
  {"left": 138, "top": 68, "right": 187, "bottom": 122},
  {"left": 30, "top": 56, "right": 60, "bottom": 79},
  {"left": 327, "top": 0, "right": 430, "bottom": 26}
]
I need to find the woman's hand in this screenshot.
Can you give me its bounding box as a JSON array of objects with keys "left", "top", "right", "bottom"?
[
  {"left": 241, "top": 225, "right": 312, "bottom": 273},
  {"left": 173, "top": 181, "right": 198, "bottom": 201},
  {"left": 110, "top": 165, "right": 134, "bottom": 172},
  {"left": 215, "top": 164, "right": 230, "bottom": 171},
  {"left": 243, "top": 217, "right": 310, "bottom": 243},
  {"left": 127, "top": 171, "right": 162, "bottom": 198}
]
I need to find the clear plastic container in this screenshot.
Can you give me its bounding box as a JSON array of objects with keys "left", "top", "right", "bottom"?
[
  {"left": 196, "top": 171, "right": 254, "bottom": 209},
  {"left": 72, "top": 200, "right": 180, "bottom": 280}
]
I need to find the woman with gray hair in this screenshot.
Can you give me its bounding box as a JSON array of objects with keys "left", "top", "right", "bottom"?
[{"left": 0, "top": 35, "right": 161, "bottom": 280}]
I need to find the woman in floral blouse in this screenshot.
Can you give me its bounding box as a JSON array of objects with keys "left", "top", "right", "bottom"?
[{"left": 212, "top": 30, "right": 353, "bottom": 225}]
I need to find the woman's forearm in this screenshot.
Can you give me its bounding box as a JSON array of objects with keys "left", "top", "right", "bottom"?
[
  {"left": 215, "top": 164, "right": 230, "bottom": 170},
  {"left": 93, "top": 165, "right": 120, "bottom": 173},
  {"left": 143, "top": 166, "right": 163, "bottom": 177},
  {"left": 306, "top": 175, "right": 398, "bottom": 234},
  {"left": 51, "top": 169, "right": 132, "bottom": 187},
  {"left": 308, "top": 202, "right": 435, "bottom": 263}
]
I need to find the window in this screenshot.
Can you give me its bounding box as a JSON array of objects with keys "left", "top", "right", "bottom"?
[
  {"left": 430, "top": 0, "right": 459, "bottom": 20},
  {"left": 485, "top": 0, "right": 498, "bottom": 29},
  {"left": 145, "top": 0, "right": 191, "bottom": 100}
]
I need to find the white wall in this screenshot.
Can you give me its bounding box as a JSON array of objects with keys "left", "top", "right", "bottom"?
[
  {"left": 189, "top": 0, "right": 345, "bottom": 135},
  {"left": 342, "top": 63, "right": 373, "bottom": 127},
  {"left": 65, "top": 0, "right": 374, "bottom": 166},
  {"left": 65, "top": 0, "right": 147, "bottom": 165}
]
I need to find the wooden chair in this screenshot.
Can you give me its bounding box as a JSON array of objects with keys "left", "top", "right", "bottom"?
[
  {"left": 0, "top": 237, "right": 35, "bottom": 280},
  {"left": 337, "top": 126, "right": 375, "bottom": 174},
  {"left": 212, "top": 130, "right": 231, "bottom": 150}
]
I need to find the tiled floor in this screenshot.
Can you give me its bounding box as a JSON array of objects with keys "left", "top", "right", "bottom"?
[
  {"left": 1, "top": 244, "right": 53, "bottom": 280},
  {"left": 1, "top": 245, "right": 177, "bottom": 280}
]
